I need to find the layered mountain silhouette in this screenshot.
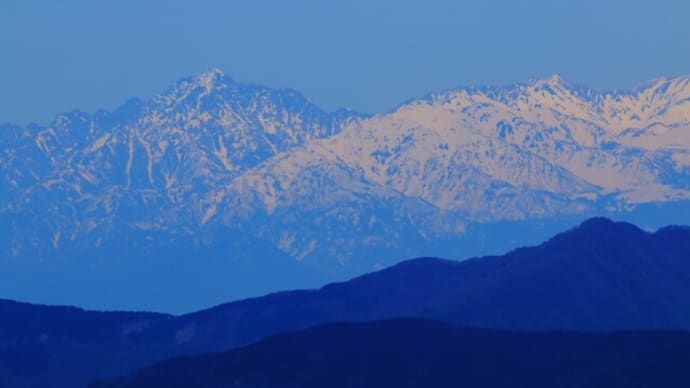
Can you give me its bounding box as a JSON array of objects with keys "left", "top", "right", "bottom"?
[
  {"left": 92, "top": 319, "right": 690, "bottom": 388},
  {"left": 3, "top": 218, "right": 690, "bottom": 387},
  {"left": 0, "top": 298, "right": 170, "bottom": 342},
  {"left": 2, "top": 70, "right": 690, "bottom": 310},
  {"left": 0, "top": 298, "right": 174, "bottom": 388}
]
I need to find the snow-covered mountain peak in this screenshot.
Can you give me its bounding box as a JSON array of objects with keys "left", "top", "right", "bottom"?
[
  {"left": 529, "top": 74, "right": 569, "bottom": 89},
  {"left": 196, "top": 67, "right": 228, "bottom": 91},
  {"left": 650, "top": 75, "right": 690, "bottom": 103},
  {"left": 396, "top": 74, "right": 690, "bottom": 150},
  {"left": 2, "top": 71, "right": 690, "bottom": 270}
]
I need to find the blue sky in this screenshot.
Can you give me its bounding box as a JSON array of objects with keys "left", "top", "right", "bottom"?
[{"left": 2, "top": 0, "right": 690, "bottom": 125}]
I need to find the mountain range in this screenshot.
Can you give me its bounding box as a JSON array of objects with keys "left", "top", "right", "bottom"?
[
  {"left": 2, "top": 70, "right": 690, "bottom": 310},
  {"left": 4, "top": 218, "right": 690, "bottom": 387}
]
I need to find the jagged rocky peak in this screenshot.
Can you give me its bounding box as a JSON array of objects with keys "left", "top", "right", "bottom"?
[
  {"left": 641, "top": 75, "right": 690, "bottom": 96},
  {"left": 529, "top": 74, "right": 569, "bottom": 89},
  {"left": 186, "top": 67, "right": 235, "bottom": 94},
  {"left": 198, "top": 67, "right": 227, "bottom": 86}
]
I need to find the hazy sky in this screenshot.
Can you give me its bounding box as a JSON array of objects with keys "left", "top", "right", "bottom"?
[{"left": 2, "top": 0, "right": 690, "bottom": 125}]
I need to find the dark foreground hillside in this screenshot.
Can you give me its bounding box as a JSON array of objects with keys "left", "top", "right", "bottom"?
[
  {"left": 5, "top": 218, "right": 690, "bottom": 387},
  {"left": 93, "top": 319, "right": 690, "bottom": 388},
  {"left": 143, "top": 217, "right": 690, "bottom": 355},
  {"left": 0, "top": 299, "right": 174, "bottom": 388}
]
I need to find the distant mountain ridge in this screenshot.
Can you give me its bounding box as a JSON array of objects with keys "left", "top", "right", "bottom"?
[{"left": 2, "top": 70, "right": 690, "bottom": 309}]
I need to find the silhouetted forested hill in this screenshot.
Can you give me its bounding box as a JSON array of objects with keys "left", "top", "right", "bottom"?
[
  {"left": 92, "top": 319, "right": 690, "bottom": 388},
  {"left": 5, "top": 218, "right": 690, "bottom": 387}
]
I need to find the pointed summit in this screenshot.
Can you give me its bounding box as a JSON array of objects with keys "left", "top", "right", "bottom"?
[
  {"left": 530, "top": 74, "right": 569, "bottom": 89},
  {"left": 196, "top": 67, "right": 229, "bottom": 91},
  {"left": 201, "top": 67, "right": 225, "bottom": 78},
  {"left": 546, "top": 74, "right": 566, "bottom": 85}
]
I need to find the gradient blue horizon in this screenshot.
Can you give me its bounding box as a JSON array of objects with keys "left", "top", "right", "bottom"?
[{"left": 2, "top": 0, "right": 690, "bottom": 125}]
